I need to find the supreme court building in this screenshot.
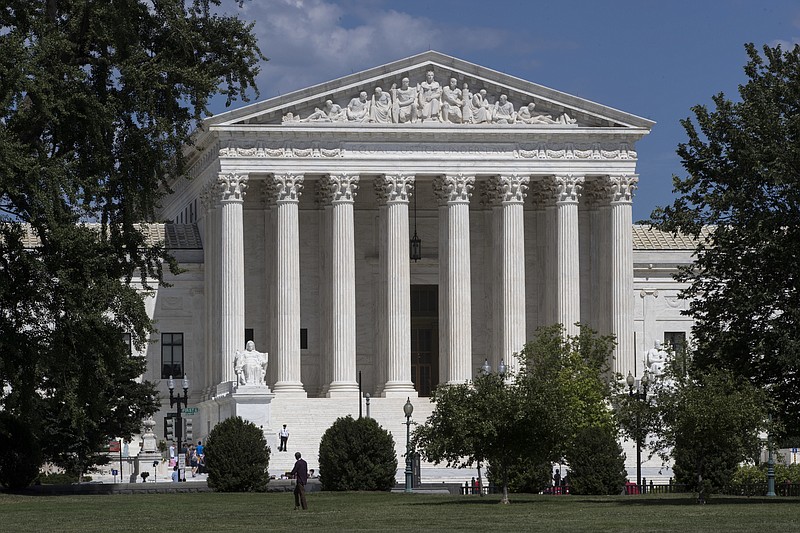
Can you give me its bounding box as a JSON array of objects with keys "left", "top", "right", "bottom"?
[{"left": 146, "top": 52, "right": 693, "bottom": 481}]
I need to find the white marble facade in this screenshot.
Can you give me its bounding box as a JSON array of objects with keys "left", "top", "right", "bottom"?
[{"left": 145, "top": 53, "right": 693, "bottom": 476}]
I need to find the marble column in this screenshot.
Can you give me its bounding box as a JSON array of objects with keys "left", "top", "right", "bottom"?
[
  {"left": 376, "top": 174, "right": 417, "bottom": 396},
  {"left": 272, "top": 173, "right": 306, "bottom": 395},
  {"left": 436, "top": 188, "right": 450, "bottom": 386},
  {"left": 434, "top": 174, "right": 474, "bottom": 384},
  {"left": 554, "top": 174, "right": 583, "bottom": 337},
  {"left": 498, "top": 175, "right": 529, "bottom": 376},
  {"left": 322, "top": 173, "right": 360, "bottom": 397},
  {"left": 217, "top": 172, "right": 248, "bottom": 383},
  {"left": 608, "top": 174, "right": 638, "bottom": 376},
  {"left": 200, "top": 184, "right": 218, "bottom": 397}
]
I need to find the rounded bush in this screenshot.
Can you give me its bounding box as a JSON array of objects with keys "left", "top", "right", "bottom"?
[
  {"left": 567, "top": 425, "right": 627, "bottom": 495},
  {"left": 0, "top": 412, "right": 41, "bottom": 489},
  {"left": 205, "top": 416, "right": 270, "bottom": 492},
  {"left": 318, "top": 416, "right": 397, "bottom": 491}
]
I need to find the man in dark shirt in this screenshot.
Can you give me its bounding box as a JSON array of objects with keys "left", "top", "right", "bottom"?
[{"left": 290, "top": 452, "right": 308, "bottom": 510}]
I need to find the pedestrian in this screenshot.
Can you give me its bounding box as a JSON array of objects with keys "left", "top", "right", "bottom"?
[
  {"left": 290, "top": 452, "right": 308, "bottom": 510},
  {"left": 553, "top": 468, "right": 561, "bottom": 488},
  {"left": 279, "top": 424, "right": 289, "bottom": 452},
  {"left": 171, "top": 466, "right": 179, "bottom": 483},
  {"left": 169, "top": 441, "right": 176, "bottom": 467}
]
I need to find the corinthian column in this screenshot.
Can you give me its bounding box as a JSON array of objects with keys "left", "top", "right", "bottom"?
[
  {"left": 376, "top": 174, "right": 417, "bottom": 396},
  {"left": 554, "top": 174, "right": 583, "bottom": 337},
  {"left": 217, "top": 172, "right": 248, "bottom": 383},
  {"left": 434, "top": 174, "right": 474, "bottom": 384},
  {"left": 608, "top": 174, "right": 638, "bottom": 376},
  {"left": 272, "top": 173, "right": 306, "bottom": 395},
  {"left": 490, "top": 175, "right": 529, "bottom": 377},
  {"left": 321, "top": 173, "right": 360, "bottom": 397},
  {"left": 200, "top": 184, "right": 219, "bottom": 396}
]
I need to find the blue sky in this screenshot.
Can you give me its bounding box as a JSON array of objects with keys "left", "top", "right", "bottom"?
[{"left": 218, "top": 0, "right": 800, "bottom": 222}]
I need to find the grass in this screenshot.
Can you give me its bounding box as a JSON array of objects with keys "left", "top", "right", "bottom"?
[{"left": 1, "top": 491, "right": 799, "bottom": 532}]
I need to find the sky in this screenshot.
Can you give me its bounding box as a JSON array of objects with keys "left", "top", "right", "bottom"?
[{"left": 214, "top": 0, "right": 800, "bottom": 222}]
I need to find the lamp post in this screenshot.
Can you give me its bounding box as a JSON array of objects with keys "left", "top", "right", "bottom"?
[
  {"left": 403, "top": 397, "right": 414, "bottom": 493},
  {"left": 626, "top": 370, "right": 649, "bottom": 492},
  {"left": 168, "top": 374, "right": 190, "bottom": 481}
]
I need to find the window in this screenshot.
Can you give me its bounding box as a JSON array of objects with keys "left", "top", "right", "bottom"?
[
  {"left": 300, "top": 328, "right": 308, "bottom": 350},
  {"left": 161, "top": 333, "right": 184, "bottom": 379},
  {"left": 245, "top": 328, "right": 254, "bottom": 344}
]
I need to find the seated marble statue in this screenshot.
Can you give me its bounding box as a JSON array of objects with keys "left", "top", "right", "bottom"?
[
  {"left": 471, "top": 89, "right": 492, "bottom": 124},
  {"left": 391, "top": 77, "right": 417, "bottom": 123},
  {"left": 645, "top": 340, "right": 669, "bottom": 377},
  {"left": 417, "top": 70, "right": 442, "bottom": 122},
  {"left": 441, "top": 77, "right": 463, "bottom": 123},
  {"left": 370, "top": 87, "right": 393, "bottom": 123},
  {"left": 234, "top": 341, "right": 268, "bottom": 387},
  {"left": 347, "top": 91, "right": 371, "bottom": 122},
  {"left": 492, "top": 94, "right": 515, "bottom": 124}
]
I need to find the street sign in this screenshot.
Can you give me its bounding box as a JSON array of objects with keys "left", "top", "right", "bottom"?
[{"left": 182, "top": 407, "right": 199, "bottom": 415}]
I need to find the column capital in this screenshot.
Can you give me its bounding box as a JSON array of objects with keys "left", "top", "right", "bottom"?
[
  {"left": 217, "top": 172, "right": 248, "bottom": 202},
  {"left": 320, "top": 173, "right": 359, "bottom": 204},
  {"left": 375, "top": 174, "right": 415, "bottom": 205},
  {"left": 273, "top": 173, "right": 304, "bottom": 204},
  {"left": 433, "top": 173, "right": 474, "bottom": 204},
  {"left": 553, "top": 174, "right": 584, "bottom": 204},
  {"left": 200, "top": 181, "right": 218, "bottom": 211},
  {"left": 486, "top": 174, "right": 530, "bottom": 205},
  {"left": 606, "top": 174, "right": 639, "bottom": 204}
]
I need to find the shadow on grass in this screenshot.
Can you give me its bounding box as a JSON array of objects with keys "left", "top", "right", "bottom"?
[{"left": 409, "top": 494, "right": 800, "bottom": 507}]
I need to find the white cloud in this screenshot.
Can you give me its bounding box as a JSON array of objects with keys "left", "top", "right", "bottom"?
[{"left": 231, "top": 0, "right": 511, "bottom": 98}]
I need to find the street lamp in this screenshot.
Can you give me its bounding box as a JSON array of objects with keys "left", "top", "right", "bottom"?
[
  {"left": 767, "top": 414, "right": 776, "bottom": 497},
  {"left": 168, "top": 374, "right": 190, "bottom": 481},
  {"left": 626, "top": 370, "right": 649, "bottom": 492},
  {"left": 403, "top": 397, "right": 414, "bottom": 493}
]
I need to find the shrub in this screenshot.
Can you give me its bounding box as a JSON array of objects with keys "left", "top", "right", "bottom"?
[
  {"left": 567, "top": 425, "right": 627, "bottom": 495},
  {"left": 0, "top": 412, "right": 41, "bottom": 489},
  {"left": 37, "top": 472, "right": 81, "bottom": 485},
  {"left": 205, "top": 416, "right": 270, "bottom": 492},
  {"left": 318, "top": 416, "right": 397, "bottom": 491}
]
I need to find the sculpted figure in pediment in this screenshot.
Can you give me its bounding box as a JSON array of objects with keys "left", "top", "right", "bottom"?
[
  {"left": 303, "top": 99, "right": 345, "bottom": 122},
  {"left": 347, "top": 91, "right": 371, "bottom": 122},
  {"left": 472, "top": 89, "right": 492, "bottom": 124},
  {"left": 441, "top": 77, "right": 463, "bottom": 123},
  {"left": 417, "top": 70, "right": 442, "bottom": 122},
  {"left": 392, "top": 77, "right": 418, "bottom": 123},
  {"left": 370, "top": 87, "right": 393, "bottom": 123},
  {"left": 461, "top": 83, "right": 474, "bottom": 123},
  {"left": 492, "top": 94, "right": 515, "bottom": 124},
  {"left": 517, "top": 102, "right": 577, "bottom": 125}
]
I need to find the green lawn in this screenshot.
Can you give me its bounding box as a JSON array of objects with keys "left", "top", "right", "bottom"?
[{"left": 1, "top": 491, "right": 798, "bottom": 532}]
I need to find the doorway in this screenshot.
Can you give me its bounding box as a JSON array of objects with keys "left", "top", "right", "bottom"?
[{"left": 411, "top": 285, "right": 439, "bottom": 397}]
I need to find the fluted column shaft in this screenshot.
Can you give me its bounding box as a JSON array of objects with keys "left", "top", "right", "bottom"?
[
  {"left": 323, "top": 173, "right": 360, "bottom": 396},
  {"left": 217, "top": 172, "right": 248, "bottom": 383},
  {"left": 554, "top": 174, "right": 583, "bottom": 337},
  {"left": 376, "top": 175, "right": 416, "bottom": 396},
  {"left": 200, "top": 186, "right": 218, "bottom": 395},
  {"left": 435, "top": 174, "right": 474, "bottom": 384},
  {"left": 609, "top": 175, "right": 638, "bottom": 376},
  {"left": 500, "top": 175, "right": 529, "bottom": 376},
  {"left": 273, "top": 174, "right": 306, "bottom": 395}
]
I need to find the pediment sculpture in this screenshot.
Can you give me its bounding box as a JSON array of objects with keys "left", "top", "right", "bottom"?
[{"left": 282, "top": 70, "right": 578, "bottom": 126}]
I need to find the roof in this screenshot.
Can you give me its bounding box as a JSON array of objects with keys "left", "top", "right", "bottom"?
[
  {"left": 13, "top": 223, "right": 202, "bottom": 250},
  {"left": 633, "top": 224, "right": 711, "bottom": 250}
]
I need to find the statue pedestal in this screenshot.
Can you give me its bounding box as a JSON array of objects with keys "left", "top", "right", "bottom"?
[{"left": 214, "top": 382, "right": 276, "bottom": 434}]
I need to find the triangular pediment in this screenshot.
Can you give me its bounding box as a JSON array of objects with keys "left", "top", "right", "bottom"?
[{"left": 207, "top": 51, "right": 653, "bottom": 130}]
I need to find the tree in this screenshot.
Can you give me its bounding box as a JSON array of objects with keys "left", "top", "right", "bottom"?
[
  {"left": 0, "top": 1, "right": 263, "bottom": 482},
  {"left": 317, "top": 416, "right": 397, "bottom": 491},
  {"left": 413, "top": 325, "right": 618, "bottom": 503},
  {"left": 205, "top": 416, "right": 270, "bottom": 492},
  {"left": 649, "top": 43, "right": 800, "bottom": 442},
  {"left": 648, "top": 365, "right": 769, "bottom": 502},
  {"left": 567, "top": 425, "right": 627, "bottom": 495}
]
